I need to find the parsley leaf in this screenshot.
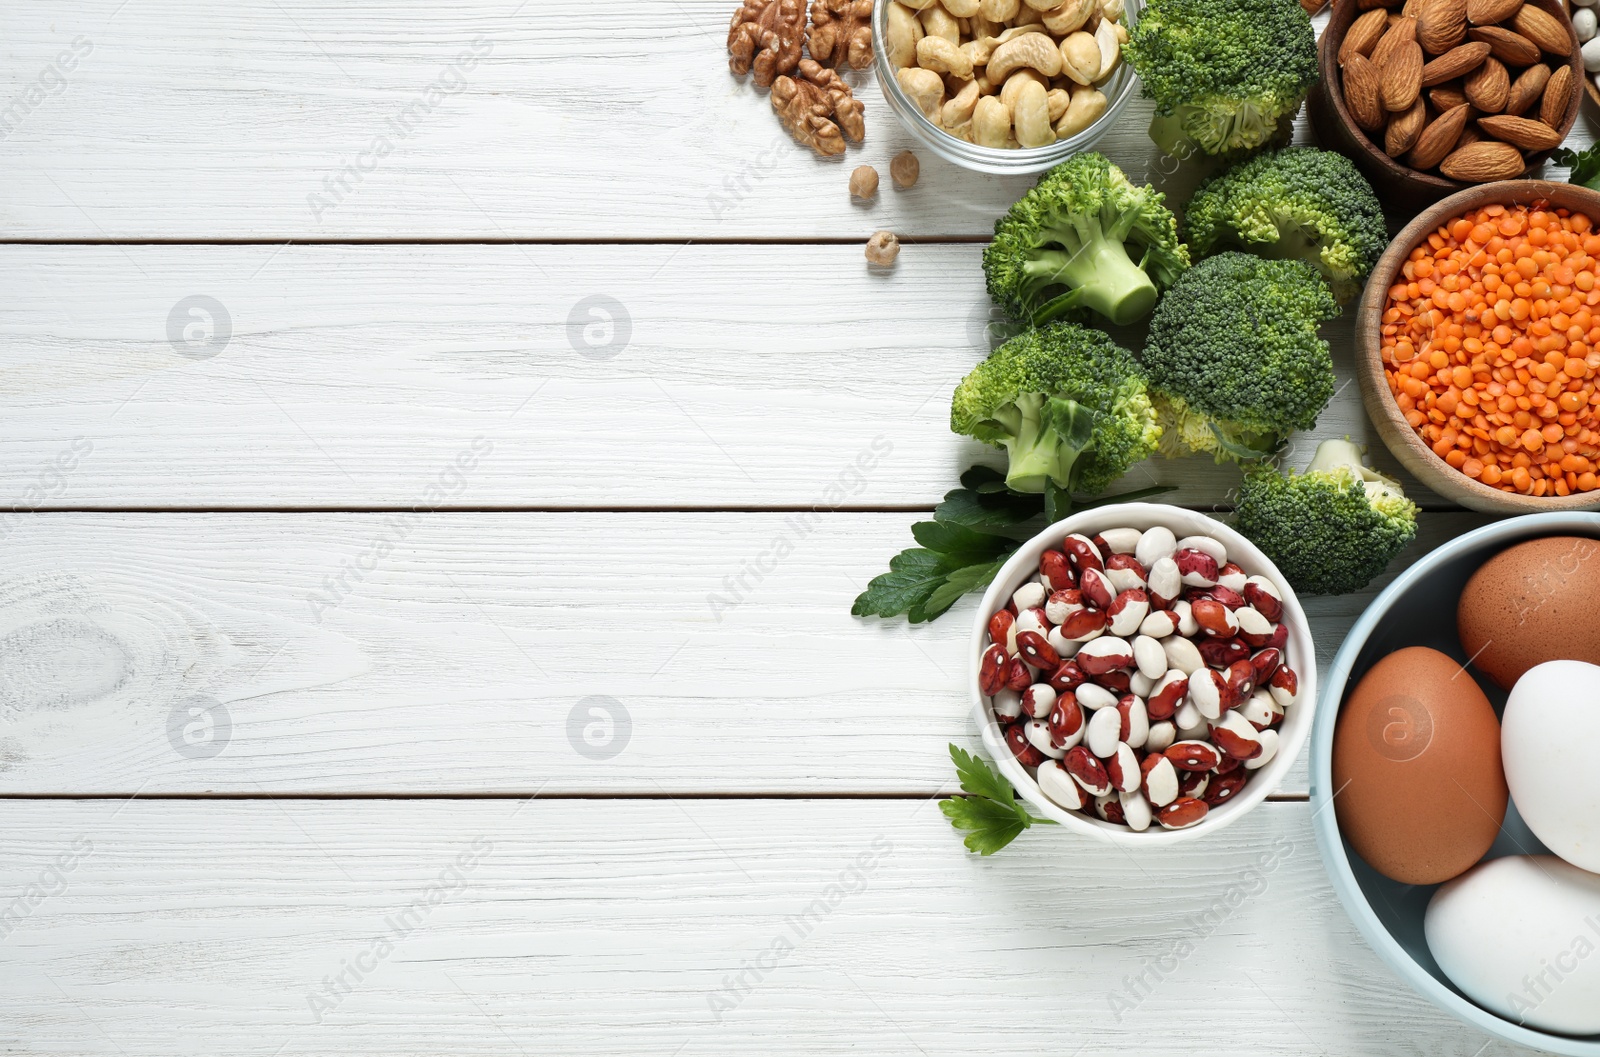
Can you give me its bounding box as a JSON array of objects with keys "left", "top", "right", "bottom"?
[
  {"left": 942, "top": 743, "right": 1055, "bottom": 855},
  {"left": 1554, "top": 145, "right": 1600, "bottom": 192}
]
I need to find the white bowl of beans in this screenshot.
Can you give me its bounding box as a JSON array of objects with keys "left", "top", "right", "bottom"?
[{"left": 970, "top": 503, "right": 1317, "bottom": 845}]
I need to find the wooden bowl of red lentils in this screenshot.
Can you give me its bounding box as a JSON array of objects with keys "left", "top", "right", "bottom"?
[{"left": 1358, "top": 179, "right": 1600, "bottom": 512}]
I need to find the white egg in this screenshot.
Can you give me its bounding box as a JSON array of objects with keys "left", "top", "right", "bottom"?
[
  {"left": 1503, "top": 660, "right": 1600, "bottom": 872},
  {"left": 1426, "top": 856, "right": 1600, "bottom": 1036}
]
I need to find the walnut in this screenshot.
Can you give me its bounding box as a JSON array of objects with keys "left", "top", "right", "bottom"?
[
  {"left": 771, "top": 58, "right": 865, "bottom": 156},
  {"left": 809, "top": 0, "right": 874, "bottom": 70},
  {"left": 728, "top": 0, "right": 805, "bottom": 88}
]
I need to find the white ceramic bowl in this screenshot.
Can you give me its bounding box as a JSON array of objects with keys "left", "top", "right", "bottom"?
[
  {"left": 871, "top": 0, "right": 1145, "bottom": 175},
  {"left": 969, "top": 503, "right": 1318, "bottom": 845}
]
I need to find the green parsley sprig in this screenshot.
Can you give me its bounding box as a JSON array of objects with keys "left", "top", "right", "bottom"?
[{"left": 942, "top": 744, "right": 1056, "bottom": 855}]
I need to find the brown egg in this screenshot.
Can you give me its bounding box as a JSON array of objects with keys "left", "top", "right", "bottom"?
[
  {"left": 1332, "top": 646, "right": 1507, "bottom": 885},
  {"left": 1458, "top": 536, "right": 1600, "bottom": 690}
]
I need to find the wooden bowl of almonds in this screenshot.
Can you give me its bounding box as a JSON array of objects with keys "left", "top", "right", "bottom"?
[{"left": 1308, "top": 0, "right": 1583, "bottom": 213}]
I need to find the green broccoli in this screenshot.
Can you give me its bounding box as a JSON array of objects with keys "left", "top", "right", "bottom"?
[
  {"left": 1143, "top": 252, "right": 1338, "bottom": 462},
  {"left": 1234, "top": 438, "right": 1420, "bottom": 595},
  {"left": 951, "top": 323, "right": 1162, "bottom": 494},
  {"left": 983, "top": 152, "right": 1189, "bottom": 329},
  {"left": 1124, "top": 0, "right": 1319, "bottom": 158},
  {"left": 1183, "top": 148, "right": 1387, "bottom": 304}
]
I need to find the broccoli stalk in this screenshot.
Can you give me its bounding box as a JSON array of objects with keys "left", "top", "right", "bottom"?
[
  {"left": 1234, "top": 439, "right": 1420, "bottom": 595},
  {"left": 1014, "top": 215, "right": 1163, "bottom": 327},
  {"left": 984, "top": 153, "right": 1189, "bottom": 329},
  {"left": 952, "top": 323, "right": 1162, "bottom": 495},
  {"left": 987, "top": 393, "right": 1099, "bottom": 493}
]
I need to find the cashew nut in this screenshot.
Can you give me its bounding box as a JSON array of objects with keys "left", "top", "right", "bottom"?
[
  {"left": 919, "top": 2, "right": 961, "bottom": 44},
  {"left": 1046, "top": 87, "right": 1072, "bottom": 121},
  {"left": 897, "top": 66, "right": 946, "bottom": 119},
  {"left": 943, "top": 77, "right": 983, "bottom": 126},
  {"left": 1100, "top": 0, "right": 1124, "bottom": 20},
  {"left": 1059, "top": 30, "right": 1101, "bottom": 85},
  {"left": 1054, "top": 84, "right": 1107, "bottom": 138},
  {"left": 1000, "top": 67, "right": 1049, "bottom": 108},
  {"left": 942, "top": 0, "right": 983, "bottom": 14},
  {"left": 885, "top": 2, "right": 924, "bottom": 68},
  {"left": 1094, "top": 17, "right": 1121, "bottom": 80},
  {"left": 1012, "top": 80, "right": 1053, "bottom": 146},
  {"left": 1012, "top": 3, "right": 1044, "bottom": 24},
  {"left": 917, "top": 35, "right": 975, "bottom": 77},
  {"left": 980, "top": 0, "right": 1021, "bottom": 19},
  {"left": 945, "top": 118, "right": 976, "bottom": 141},
  {"left": 1042, "top": 0, "right": 1097, "bottom": 35},
  {"left": 897, "top": 0, "right": 941, "bottom": 8},
  {"left": 989, "top": 32, "right": 1063, "bottom": 80},
  {"left": 995, "top": 23, "right": 1049, "bottom": 42},
  {"left": 970, "top": 14, "right": 1004, "bottom": 37},
  {"left": 961, "top": 35, "right": 1000, "bottom": 67},
  {"left": 1023, "top": 0, "right": 1064, "bottom": 7},
  {"left": 973, "top": 95, "right": 1013, "bottom": 146}
]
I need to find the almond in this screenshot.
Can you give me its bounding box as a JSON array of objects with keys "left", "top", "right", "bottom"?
[
  {"left": 1373, "top": 17, "right": 1420, "bottom": 68},
  {"left": 1478, "top": 113, "right": 1564, "bottom": 149},
  {"left": 1439, "top": 139, "right": 1527, "bottom": 181},
  {"left": 1430, "top": 84, "right": 1470, "bottom": 109},
  {"left": 1467, "top": 25, "right": 1542, "bottom": 66},
  {"left": 1466, "top": 0, "right": 1520, "bottom": 24},
  {"left": 1387, "top": 96, "right": 1429, "bottom": 155},
  {"left": 1403, "top": 0, "right": 1424, "bottom": 15},
  {"left": 1358, "top": 0, "right": 1393, "bottom": 8},
  {"left": 1343, "top": 52, "right": 1388, "bottom": 132},
  {"left": 1542, "top": 64, "right": 1574, "bottom": 127},
  {"left": 1416, "top": 0, "right": 1468, "bottom": 54},
  {"left": 1464, "top": 55, "right": 1510, "bottom": 112},
  {"left": 1457, "top": 123, "right": 1487, "bottom": 148},
  {"left": 1422, "top": 41, "right": 1491, "bottom": 85},
  {"left": 1511, "top": 4, "right": 1573, "bottom": 56},
  {"left": 1407, "top": 102, "right": 1473, "bottom": 168},
  {"left": 1505, "top": 62, "right": 1551, "bottom": 116},
  {"left": 1341, "top": 7, "right": 1392, "bottom": 64},
  {"left": 1383, "top": 41, "right": 1426, "bottom": 110}
]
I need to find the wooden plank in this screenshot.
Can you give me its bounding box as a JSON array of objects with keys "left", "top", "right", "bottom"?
[
  {"left": 4, "top": 2, "right": 1589, "bottom": 240},
  {"left": 0, "top": 797, "right": 1522, "bottom": 1056},
  {"left": 0, "top": 510, "right": 1491, "bottom": 796},
  {"left": 0, "top": 242, "right": 1450, "bottom": 509}
]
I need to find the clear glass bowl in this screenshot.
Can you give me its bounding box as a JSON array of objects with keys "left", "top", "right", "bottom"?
[{"left": 871, "top": 0, "right": 1144, "bottom": 175}]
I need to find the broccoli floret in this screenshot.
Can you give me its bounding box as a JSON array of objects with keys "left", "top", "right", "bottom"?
[
  {"left": 1143, "top": 252, "right": 1339, "bottom": 462},
  {"left": 1184, "top": 148, "right": 1387, "bottom": 304},
  {"left": 1125, "top": 0, "right": 1319, "bottom": 157},
  {"left": 983, "top": 153, "right": 1189, "bottom": 329},
  {"left": 951, "top": 323, "right": 1162, "bottom": 494},
  {"left": 1234, "top": 439, "right": 1420, "bottom": 595}
]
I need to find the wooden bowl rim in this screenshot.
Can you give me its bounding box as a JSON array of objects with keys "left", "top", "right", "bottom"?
[
  {"left": 1356, "top": 179, "right": 1600, "bottom": 512},
  {"left": 1318, "top": 0, "right": 1584, "bottom": 194}
]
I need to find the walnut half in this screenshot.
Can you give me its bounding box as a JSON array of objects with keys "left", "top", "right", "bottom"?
[
  {"left": 809, "top": 0, "right": 874, "bottom": 70},
  {"left": 728, "top": 0, "right": 805, "bottom": 88},
  {"left": 771, "top": 58, "right": 865, "bottom": 156}
]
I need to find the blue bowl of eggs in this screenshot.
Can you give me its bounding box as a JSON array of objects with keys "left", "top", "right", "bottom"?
[{"left": 1311, "top": 512, "right": 1600, "bottom": 1055}]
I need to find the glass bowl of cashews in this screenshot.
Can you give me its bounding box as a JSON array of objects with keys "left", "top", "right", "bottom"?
[{"left": 872, "top": 0, "right": 1142, "bottom": 174}]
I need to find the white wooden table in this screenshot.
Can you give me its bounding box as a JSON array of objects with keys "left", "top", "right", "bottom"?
[{"left": 1, "top": 3, "right": 1588, "bottom": 1053}]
